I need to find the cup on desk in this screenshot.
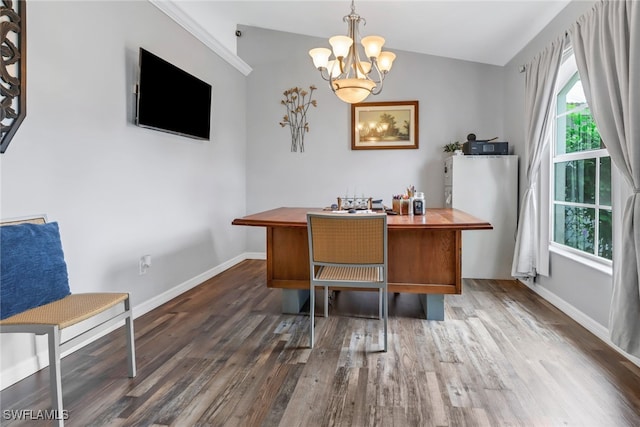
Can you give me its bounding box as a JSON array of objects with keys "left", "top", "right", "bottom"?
[{"left": 392, "top": 198, "right": 410, "bottom": 215}]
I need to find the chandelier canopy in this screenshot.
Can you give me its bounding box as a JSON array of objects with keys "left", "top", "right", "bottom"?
[{"left": 308, "top": 0, "right": 396, "bottom": 104}]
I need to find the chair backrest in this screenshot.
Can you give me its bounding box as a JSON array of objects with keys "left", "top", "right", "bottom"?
[
  {"left": 1, "top": 216, "right": 46, "bottom": 226},
  {"left": 307, "top": 212, "right": 387, "bottom": 266}
]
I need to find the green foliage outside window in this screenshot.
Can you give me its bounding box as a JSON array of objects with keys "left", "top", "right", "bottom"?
[
  {"left": 554, "top": 205, "right": 595, "bottom": 253},
  {"left": 564, "top": 105, "right": 603, "bottom": 153},
  {"left": 599, "top": 209, "right": 613, "bottom": 259}
]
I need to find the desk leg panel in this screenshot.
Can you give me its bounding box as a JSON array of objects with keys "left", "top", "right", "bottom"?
[
  {"left": 388, "top": 229, "right": 459, "bottom": 293},
  {"left": 267, "top": 227, "right": 310, "bottom": 288}
]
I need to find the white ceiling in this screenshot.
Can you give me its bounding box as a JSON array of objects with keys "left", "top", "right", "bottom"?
[{"left": 167, "top": 0, "right": 572, "bottom": 66}]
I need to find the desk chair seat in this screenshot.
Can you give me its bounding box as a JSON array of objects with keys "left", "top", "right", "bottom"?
[
  {"left": 316, "top": 266, "right": 383, "bottom": 282},
  {"left": 0, "top": 293, "right": 129, "bottom": 328},
  {"left": 307, "top": 212, "right": 388, "bottom": 352}
]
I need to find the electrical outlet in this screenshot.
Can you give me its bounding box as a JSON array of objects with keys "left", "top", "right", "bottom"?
[{"left": 139, "top": 254, "right": 151, "bottom": 275}]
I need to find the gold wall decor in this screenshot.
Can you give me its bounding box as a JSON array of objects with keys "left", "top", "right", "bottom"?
[
  {"left": 279, "top": 86, "right": 317, "bottom": 153},
  {"left": 1, "top": 0, "right": 27, "bottom": 153}
]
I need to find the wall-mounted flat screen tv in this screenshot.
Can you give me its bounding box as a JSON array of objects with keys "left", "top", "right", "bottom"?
[{"left": 135, "top": 48, "right": 212, "bottom": 140}]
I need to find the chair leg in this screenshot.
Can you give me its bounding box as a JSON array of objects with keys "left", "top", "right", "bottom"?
[
  {"left": 378, "top": 289, "right": 383, "bottom": 319},
  {"left": 47, "top": 327, "right": 65, "bottom": 427},
  {"left": 383, "top": 287, "right": 388, "bottom": 352},
  {"left": 124, "top": 297, "right": 137, "bottom": 378},
  {"left": 324, "top": 286, "right": 329, "bottom": 318},
  {"left": 310, "top": 285, "right": 315, "bottom": 348}
]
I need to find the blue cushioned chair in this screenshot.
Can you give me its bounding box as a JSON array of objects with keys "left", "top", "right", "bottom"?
[{"left": 0, "top": 216, "right": 136, "bottom": 427}]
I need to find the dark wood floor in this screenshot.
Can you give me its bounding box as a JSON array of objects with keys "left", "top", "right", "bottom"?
[{"left": 2, "top": 259, "right": 640, "bottom": 426}]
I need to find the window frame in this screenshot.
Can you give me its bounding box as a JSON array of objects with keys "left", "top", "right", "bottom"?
[{"left": 549, "top": 51, "right": 612, "bottom": 268}]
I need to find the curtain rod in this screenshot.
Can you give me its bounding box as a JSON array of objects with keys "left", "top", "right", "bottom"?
[{"left": 519, "top": 31, "right": 570, "bottom": 73}]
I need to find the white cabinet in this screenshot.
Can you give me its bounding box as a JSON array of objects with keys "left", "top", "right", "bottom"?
[{"left": 444, "top": 155, "right": 518, "bottom": 279}]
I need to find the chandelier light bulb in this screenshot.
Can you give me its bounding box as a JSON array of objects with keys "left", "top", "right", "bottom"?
[
  {"left": 361, "top": 36, "right": 385, "bottom": 59},
  {"left": 378, "top": 51, "right": 396, "bottom": 72},
  {"left": 327, "top": 60, "right": 342, "bottom": 78},
  {"left": 329, "top": 35, "right": 353, "bottom": 58},
  {"left": 356, "top": 61, "right": 371, "bottom": 77},
  {"left": 309, "top": 48, "right": 331, "bottom": 69}
]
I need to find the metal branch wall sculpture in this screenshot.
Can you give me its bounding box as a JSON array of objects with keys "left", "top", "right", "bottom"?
[
  {"left": 279, "top": 86, "right": 317, "bottom": 153},
  {"left": 1, "top": 0, "right": 26, "bottom": 153}
]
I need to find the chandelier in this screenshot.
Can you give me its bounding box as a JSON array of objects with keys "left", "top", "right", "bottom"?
[{"left": 308, "top": 0, "right": 396, "bottom": 104}]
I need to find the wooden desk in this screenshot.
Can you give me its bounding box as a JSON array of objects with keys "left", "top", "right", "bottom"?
[{"left": 232, "top": 207, "right": 492, "bottom": 319}]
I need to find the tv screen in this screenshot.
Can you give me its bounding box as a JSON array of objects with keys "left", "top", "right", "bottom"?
[{"left": 135, "top": 48, "right": 212, "bottom": 140}]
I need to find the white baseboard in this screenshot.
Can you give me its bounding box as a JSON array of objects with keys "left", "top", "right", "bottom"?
[
  {"left": 242, "top": 252, "right": 266, "bottom": 260},
  {"left": 0, "top": 352, "right": 51, "bottom": 390},
  {"left": 133, "top": 253, "right": 251, "bottom": 317},
  {"left": 1, "top": 252, "right": 259, "bottom": 390},
  {"left": 518, "top": 278, "right": 640, "bottom": 368}
]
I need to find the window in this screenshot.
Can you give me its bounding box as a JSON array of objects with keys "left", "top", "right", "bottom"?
[{"left": 552, "top": 53, "right": 612, "bottom": 262}]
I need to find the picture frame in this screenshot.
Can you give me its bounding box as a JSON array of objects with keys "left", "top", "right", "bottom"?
[{"left": 351, "top": 100, "right": 418, "bottom": 150}]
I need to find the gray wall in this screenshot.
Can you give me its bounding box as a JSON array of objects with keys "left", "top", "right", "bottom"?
[
  {"left": 237, "top": 26, "right": 506, "bottom": 252},
  {"left": 0, "top": 1, "right": 248, "bottom": 386}
]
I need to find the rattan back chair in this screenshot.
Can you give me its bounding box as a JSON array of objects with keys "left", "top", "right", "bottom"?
[
  {"left": 307, "top": 212, "right": 388, "bottom": 351},
  {"left": 0, "top": 216, "right": 136, "bottom": 427}
]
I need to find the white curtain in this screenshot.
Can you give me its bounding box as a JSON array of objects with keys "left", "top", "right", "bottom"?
[
  {"left": 569, "top": 0, "right": 640, "bottom": 357},
  {"left": 511, "top": 38, "right": 565, "bottom": 278}
]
